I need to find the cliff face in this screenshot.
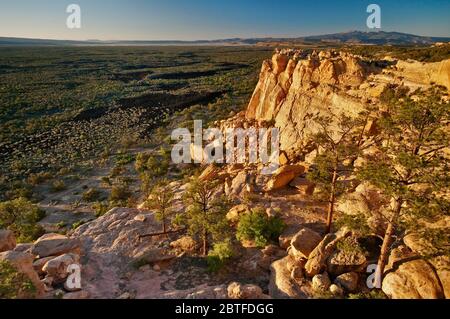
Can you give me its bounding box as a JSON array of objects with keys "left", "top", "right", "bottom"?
[{"left": 245, "top": 49, "right": 450, "bottom": 157}]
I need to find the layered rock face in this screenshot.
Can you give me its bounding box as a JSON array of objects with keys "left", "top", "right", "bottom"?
[
  {"left": 245, "top": 49, "right": 450, "bottom": 157},
  {"left": 246, "top": 50, "right": 369, "bottom": 155}
]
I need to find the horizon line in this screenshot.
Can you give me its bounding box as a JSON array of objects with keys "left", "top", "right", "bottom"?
[{"left": 2, "top": 30, "right": 450, "bottom": 43}]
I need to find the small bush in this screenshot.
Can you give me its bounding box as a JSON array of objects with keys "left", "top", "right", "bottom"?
[
  {"left": 236, "top": 208, "right": 285, "bottom": 248},
  {"left": 92, "top": 201, "right": 110, "bottom": 217},
  {"left": 82, "top": 188, "right": 101, "bottom": 202},
  {"left": 72, "top": 220, "right": 85, "bottom": 230},
  {"left": 115, "top": 153, "right": 135, "bottom": 166},
  {"left": 109, "top": 183, "right": 131, "bottom": 202},
  {"left": 50, "top": 180, "right": 66, "bottom": 192},
  {"left": 0, "top": 260, "right": 37, "bottom": 299},
  {"left": 27, "top": 172, "right": 52, "bottom": 186},
  {"left": 207, "top": 241, "right": 235, "bottom": 272},
  {"left": 101, "top": 176, "right": 112, "bottom": 186},
  {"left": 0, "top": 198, "right": 46, "bottom": 243}
]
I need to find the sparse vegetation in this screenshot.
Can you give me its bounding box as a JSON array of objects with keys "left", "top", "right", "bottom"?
[
  {"left": 236, "top": 207, "right": 285, "bottom": 248},
  {"left": 0, "top": 261, "right": 37, "bottom": 299},
  {"left": 207, "top": 240, "right": 235, "bottom": 272},
  {"left": 144, "top": 179, "right": 175, "bottom": 233},
  {"left": 183, "top": 178, "right": 231, "bottom": 256},
  {"left": 0, "top": 198, "right": 46, "bottom": 243},
  {"left": 50, "top": 179, "right": 66, "bottom": 193},
  {"left": 82, "top": 188, "right": 101, "bottom": 202},
  {"left": 307, "top": 113, "right": 370, "bottom": 233}
]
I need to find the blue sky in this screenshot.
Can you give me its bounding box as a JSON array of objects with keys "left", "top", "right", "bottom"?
[{"left": 0, "top": 0, "right": 449, "bottom": 40}]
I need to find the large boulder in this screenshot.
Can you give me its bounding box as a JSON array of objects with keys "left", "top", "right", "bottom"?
[
  {"left": 289, "top": 177, "right": 316, "bottom": 195},
  {"left": 0, "top": 229, "right": 16, "bottom": 252},
  {"left": 227, "top": 282, "right": 269, "bottom": 299},
  {"left": 382, "top": 259, "right": 444, "bottom": 299},
  {"left": 14, "top": 243, "right": 33, "bottom": 253},
  {"left": 305, "top": 233, "right": 343, "bottom": 277},
  {"left": 170, "top": 236, "right": 198, "bottom": 253},
  {"left": 429, "top": 255, "right": 450, "bottom": 299},
  {"left": 229, "top": 171, "right": 248, "bottom": 196},
  {"left": 31, "top": 233, "right": 81, "bottom": 258},
  {"left": 33, "top": 256, "right": 54, "bottom": 276},
  {"left": 289, "top": 228, "right": 322, "bottom": 259},
  {"left": 269, "top": 256, "right": 312, "bottom": 299},
  {"left": 138, "top": 248, "right": 177, "bottom": 265},
  {"left": 42, "top": 253, "right": 80, "bottom": 284},
  {"left": 266, "top": 165, "right": 306, "bottom": 191},
  {"left": 334, "top": 272, "right": 359, "bottom": 293},
  {"left": 199, "top": 164, "right": 220, "bottom": 181},
  {"left": 312, "top": 272, "right": 331, "bottom": 291},
  {"left": 279, "top": 224, "right": 304, "bottom": 249},
  {"left": 0, "top": 250, "right": 45, "bottom": 298},
  {"left": 326, "top": 244, "right": 367, "bottom": 276}
]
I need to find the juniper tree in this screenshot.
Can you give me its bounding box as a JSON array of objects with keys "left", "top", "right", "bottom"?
[
  {"left": 307, "top": 113, "right": 369, "bottom": 234},
  {"left": 183, "top": 177, "right": 231, "bottom": 256},
  {"left": 358, "top": 86, "right": 450, "bottom": 287},
  {"left": 145, "top": 179, "right": 175, "bottom": 233}
]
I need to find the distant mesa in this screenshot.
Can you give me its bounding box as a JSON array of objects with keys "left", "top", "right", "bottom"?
[{"left": 1, "top": 31, "right": 450, "bottom": 46}]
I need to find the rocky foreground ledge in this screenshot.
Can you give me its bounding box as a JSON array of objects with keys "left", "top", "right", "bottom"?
[{"left": 1, "top": 203, "right": 448, "bottom": 299}]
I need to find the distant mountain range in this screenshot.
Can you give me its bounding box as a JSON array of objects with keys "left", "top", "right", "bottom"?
[{"left": 1, "top": 31, "right": 450, "bottom": 46}]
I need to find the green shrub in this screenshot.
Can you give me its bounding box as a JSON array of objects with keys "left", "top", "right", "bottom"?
[
  {"left": 115, "top": 153, "right": 135, "bottom": 166},
  {"left": 50, "top": 180, "right": 66, "bottom": 192},
  {"left": 82, "top": 188, "right": 101, "bottom": 202},
  {"left": 335, "top": 213, "right": 371, "bottom": 236},
  {"left": 92, "top": 201, "right": 110, "bottom": 217},
  {"left": 27, "top": 172, "right": 52, "bottom": 186},
  {"left": 207, "top": 240, "right": 235, "bottom": 272},
  {"left": 0, "top": 198, "right": 46, "bottom": 243},
  {"left": 236, "top": 208, "right": 285, "bottom": 248},
  {"left": 72, "top": 220, "right": 85, "bottom": 230},
  {"left": 5, "top": 183, "right": 33, "bottom": 201},
  {"left": 109, "top": 183, "right": 131, "bottom": 202},
  {"left": 0, "top": 260, "right": 37, "bottom": 299}
]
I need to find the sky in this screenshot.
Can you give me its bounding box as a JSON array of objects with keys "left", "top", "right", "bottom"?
[{"left": 0, "top": 0, "right": 449, "bottom": 41}]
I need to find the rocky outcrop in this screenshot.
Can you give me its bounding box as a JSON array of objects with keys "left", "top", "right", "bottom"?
[
  {"left": 31, "top": 233, "right": 81, "bottom": 258},
  {"left": 393, "top": 58, "right": 450, "bottom": 92},
  {"left": 246, "top": 50, "right": 369, "bottom": 155},
  {"left": 289, "top": 227, "right": 322, "bottom": 259},
  {"left": 266, "top": 165, "right": 306, "bottom": 191},
  {"left": 42, "top": 253, "right": 80, "bottom": 284},
  {"left": 269, "top": 256, "right": 313, "bottom": 299},
  {"left": 245, "top": 50, "right": 450, "bottom": 158},
  {"left": 304, "top": 234, "right": 342, "bottom": 277},
  {"left": 382, "top": 237, "right": 450, "bottom": 299},
  {"left": 382, "top": 259, "right": 444, "bottom": 299}
]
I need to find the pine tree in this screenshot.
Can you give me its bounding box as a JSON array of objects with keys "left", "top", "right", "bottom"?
[
  {"left": 307, "top": 113, "right": 368, "bottom": 233},
  {"left": 183, "top": 177, "right": 231, "bottom": 256},
  {"left": 358, "top": 86, "right": 450, "bottom": 287},
  {"left": 145, "top": 179, "right": 174, "bottom": 233}
]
